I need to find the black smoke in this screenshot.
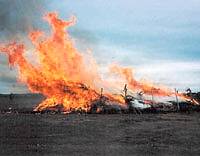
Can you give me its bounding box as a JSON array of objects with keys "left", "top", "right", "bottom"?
[{"left": 0, "top": 0, "right": 46, "bottom": 40}]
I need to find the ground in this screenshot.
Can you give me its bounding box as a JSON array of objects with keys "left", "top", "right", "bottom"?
[{"left": 1, "top": 113, "right": 200, "bottom": 156}]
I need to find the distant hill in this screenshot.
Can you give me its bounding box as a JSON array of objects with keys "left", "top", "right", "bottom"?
[{"left": 0, "top": 93, "right": 45, "bottom": 112}]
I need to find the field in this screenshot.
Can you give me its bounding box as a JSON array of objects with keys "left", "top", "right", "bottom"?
[{"left": 1, "top": 113, "right": 200, "bottom": 156}]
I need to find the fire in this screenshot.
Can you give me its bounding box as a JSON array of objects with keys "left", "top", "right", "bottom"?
[
  {"left": 0, "top": 12, "right": 198, "bottom": 112},
  {"left": 110, "top": 65, "right": 198, "bottom": 104},
  {"left": 0, "top": 12, "right": 125, "bottom": 112},
  {"left": 35, "top": 82, "right": 100, "bottom": 112},
  {"left": 110, "top": 65, "right": 174, "bottom": 96}
]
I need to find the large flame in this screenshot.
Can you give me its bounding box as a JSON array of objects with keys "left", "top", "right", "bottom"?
[
  {"left": 0, "top": 12, "right": 198, "bottom": 112},
  {"left": 0, "top": 12, "right": 126, "bottom": 112}
]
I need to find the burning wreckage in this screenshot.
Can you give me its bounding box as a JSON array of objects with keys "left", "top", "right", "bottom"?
[
  {"left": 33, "top": 84, "right": 200, "bottom": 114},
  {"left": 0, "top": 12, "right": 200, "bottom": 114}
]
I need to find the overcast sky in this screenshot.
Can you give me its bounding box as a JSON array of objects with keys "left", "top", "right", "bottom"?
[{"left": 0, "top": 0, "right": 200, "bottom": 93}]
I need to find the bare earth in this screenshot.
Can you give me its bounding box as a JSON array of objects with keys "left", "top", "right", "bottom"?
[{"left": 0, "top": 113, "right": 200, "bottom": 156}]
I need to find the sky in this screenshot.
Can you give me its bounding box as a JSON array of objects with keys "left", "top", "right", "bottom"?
[{"left": 0, "top": 0, "right": 200, "bottom": 93}]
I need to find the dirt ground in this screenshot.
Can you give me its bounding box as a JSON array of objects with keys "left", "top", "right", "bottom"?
[{"left": 0, "top": 113, "right": 200, "bottom": 156}]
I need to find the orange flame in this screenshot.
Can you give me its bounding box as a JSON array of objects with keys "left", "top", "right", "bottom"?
[
  {"left": 0, "top": 12, "right": 125, "bottom": 112},
  {"left": 0, "top": 12, "right": 198, "bottom": 112},
  {"left": 110, "top": 65, "right": 174, "bottom": 96},
  {"left": 110, "top": 65, "right": 199, "bottom": 105}
]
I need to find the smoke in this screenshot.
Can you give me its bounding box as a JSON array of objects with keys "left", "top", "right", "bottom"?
[
  {"left": 0, "top": 0, "right": 47, "bottom": 93},
  {"left": 0, "top": 0, "right": 46, "bottom": 41}
]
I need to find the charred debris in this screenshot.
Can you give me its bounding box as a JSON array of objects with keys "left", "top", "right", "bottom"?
[
  {"left": 34, "top": 85, "right": 200, "bottom": 114},
  {"left": 1, "top": 85, "right": 200, "bottom": 115}
]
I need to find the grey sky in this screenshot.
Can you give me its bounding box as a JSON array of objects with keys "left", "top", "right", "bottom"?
[{"left": 0, "top": 0, "right": 200, "bottom": 93}]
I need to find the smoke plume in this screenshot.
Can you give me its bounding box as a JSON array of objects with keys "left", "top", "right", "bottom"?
[{"left": 0, "top": 0, "right": 45, "bottom": 41}]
